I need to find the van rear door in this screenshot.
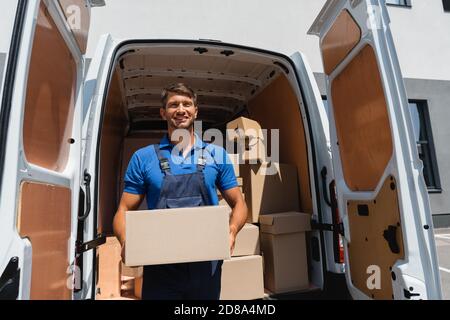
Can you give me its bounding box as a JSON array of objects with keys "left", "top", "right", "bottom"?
[
  {"left": 0, "top": 0, "right": 92, "bottom": 300},
  {"left": 309, "top": 0, "right": 442, "bottom": 300}
]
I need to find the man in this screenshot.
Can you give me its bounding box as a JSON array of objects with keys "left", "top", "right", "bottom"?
[{"left": 113, "top": 83, "right": 248, "bottom": 300}]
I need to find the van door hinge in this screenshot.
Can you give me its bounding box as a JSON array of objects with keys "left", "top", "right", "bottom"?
[
  {"left": 311, "top": 220, "right": 345, "bottom": 237},
  {"left": 76, "top": 234, "right": 107, "bottom": 254}
]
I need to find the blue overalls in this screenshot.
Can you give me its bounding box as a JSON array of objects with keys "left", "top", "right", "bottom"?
[{"left": 141, "top": 144, "right": 223, "bottom": 300}]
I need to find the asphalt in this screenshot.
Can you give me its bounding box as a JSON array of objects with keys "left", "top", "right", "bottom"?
[{"left": 435, "top": 228, "right": 450, "bottom": 300}]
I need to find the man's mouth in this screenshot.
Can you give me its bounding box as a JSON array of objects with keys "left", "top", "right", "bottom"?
[{"left": 174, "top": 117, "right": 190, "bottom": 124}]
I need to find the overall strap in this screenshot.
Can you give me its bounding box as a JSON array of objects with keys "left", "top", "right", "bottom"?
[
  {"left": 196, "top": 144, "right": 215, "bottom": 173},
  {"left": 154, "top": 144, "right": 171, "bottom": 175}
]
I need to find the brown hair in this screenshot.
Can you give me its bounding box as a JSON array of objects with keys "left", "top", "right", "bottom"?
[{"left": 161, "top": 83, "right": 198, "bottom": 108}]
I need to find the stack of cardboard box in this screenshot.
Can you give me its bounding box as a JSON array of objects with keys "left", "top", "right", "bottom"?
[
  {"left": 220, "top": 223, "right": 265, "bottom": 300},
  {"left": 222, "top": 117, "right": 311, "bottom": 297},
  {"left": 259, "top": 212, "right": 311, "bottom": 294},
  {"left": 96, "top": 237, "right": 143, "bottom": 300}
]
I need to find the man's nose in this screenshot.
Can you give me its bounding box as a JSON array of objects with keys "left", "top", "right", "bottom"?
[{"left": 175, "top": 103, "right": 188, "bottom": 111}]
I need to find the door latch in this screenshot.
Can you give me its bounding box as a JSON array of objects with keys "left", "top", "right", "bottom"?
[
  {"left": 311, "top": 220, "right": 345, "bottom": 237},
  {"left": 78, "top": 170, "right": 92, "bottom": 222},
  {"left": 404, "top": 289, "right": 421, "bottom": 300},
  {"left": 76, "top": 234, "right": 107, "bottom": 254}
]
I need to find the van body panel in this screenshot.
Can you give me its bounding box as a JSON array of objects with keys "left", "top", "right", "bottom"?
[
  {"left": 309, "top": 0, "right": 442, "bottom": 300},
  {"left": 0, "top": 0, "right": 89, "bottom": 300},
  {"left": 18, "top": 182, "right": 72, "bottom": 300}
]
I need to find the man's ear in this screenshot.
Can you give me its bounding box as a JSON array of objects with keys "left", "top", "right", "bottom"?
[
  {"left": 194, "top": 106, "right": 199, "bottom": 119},
  {"left": 160, "top": 107, "right": 166, "bottom": 120}
]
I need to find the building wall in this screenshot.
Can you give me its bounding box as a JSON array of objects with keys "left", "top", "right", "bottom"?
[
  {"left": 0, "top": 53, "right": 5, "bottom": 91},
  {"left": 85, "top": 0, "right": 325, "bottom": 68},
  {"left": 0, "top": 0, "right": 17, "bottom": 53},
  {"left": 0, "top": 0, "right": 18, "bottom": 103},
  {"left": 404, "top": 79, "right": 450, "bottom": 219},
  {"left": 387, "top": 1, "right": 450, "bottom": 81},
  {"left": 86, "top": 0, "right": 450, "bottom": 82}
]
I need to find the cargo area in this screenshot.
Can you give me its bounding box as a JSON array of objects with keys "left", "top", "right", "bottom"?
[{"left": 93, "top": 43, "right": 321, "bottom": 300}]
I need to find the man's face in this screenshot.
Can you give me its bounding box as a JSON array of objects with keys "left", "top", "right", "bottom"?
[{"left": 160, "top": 93, "right": 198, "bottom": 130}]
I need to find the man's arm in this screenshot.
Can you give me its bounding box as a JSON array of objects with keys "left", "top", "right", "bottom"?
[
  {"left": 113, "top": 192, "right": 145, "bottom": 247},
  {"left": 220, "top": 187, "right": 248, "bottom": 255}
]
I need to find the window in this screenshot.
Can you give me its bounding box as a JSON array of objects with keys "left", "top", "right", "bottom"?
[
  {"left": 443, "top": 0, "right": 450, "bottom": 12},
  {"left": 408, "top": 100, "right": 441, "bottom": 191},
  {"left": 386, "top": 0, "right": 411, "bottom": 7}
]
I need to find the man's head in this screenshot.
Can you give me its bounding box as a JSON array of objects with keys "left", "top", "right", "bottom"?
[{"left": 160, "top": 83, "right": 198, "bottom": 131}]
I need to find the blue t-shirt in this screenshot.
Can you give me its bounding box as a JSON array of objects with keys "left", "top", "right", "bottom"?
[{"left": 124, "top": 134, "right": 238, "bottom": 209}]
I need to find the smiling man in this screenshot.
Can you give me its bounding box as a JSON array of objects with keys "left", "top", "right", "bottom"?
[{"left": 113, "top": 83, "right": 248, "bottom": 300}]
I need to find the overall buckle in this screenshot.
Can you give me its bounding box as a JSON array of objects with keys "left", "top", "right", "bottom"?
[{"left": 160, "top": 158, "right": 170, "bottom": 172}]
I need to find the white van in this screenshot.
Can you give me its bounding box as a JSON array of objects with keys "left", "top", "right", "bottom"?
[{"left": 0, "top": 0, "right": 443, "bottom": 300}]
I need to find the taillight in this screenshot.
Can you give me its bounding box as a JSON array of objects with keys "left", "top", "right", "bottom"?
[{"left": 330, "top": 181, "right": 345, "bottom": 265}]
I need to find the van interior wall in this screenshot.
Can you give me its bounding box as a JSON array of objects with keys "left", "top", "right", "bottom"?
[
  {"left": 119, "top": 132, "right": 165, "bottom": 211},
  {"left": 98, "top": 70, "right": 128, "bottom": 234},
  {"left": 248, "top": 74, "right": 313, "bottom": 214}
]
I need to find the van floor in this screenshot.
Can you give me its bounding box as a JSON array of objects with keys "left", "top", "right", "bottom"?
[{"left": 264, "top": 274, "right": 352, "bottom": 300}]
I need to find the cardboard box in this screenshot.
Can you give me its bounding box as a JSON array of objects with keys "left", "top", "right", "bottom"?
[
  {"left": 125, "top": 206, "right": 231, "bottom": 267},
  {"left": 227, "top": 117, "right": 262, "bottom": 138},
  {"left": 220, "top": 255, "right": 265, "bottom": 300},
  {"left": 259, "top": 212, "right": 311, "bottom": 294},
  {"left": 134, "top": 276, "right": 143, "bottom": 300},
  {"left": 233, "top": 224, "right": 260, "bottom": 257},
  {"left": 228, "top": 153, "right": 241, "bottom": 177},
  {"left": 227, "top": 117, "right": 266, "bottom": 163},
  {"left": 96, "top": 237, "right": 122, "bottom": 300},
  {"left": 219, "top": 198, "right": 227, "bottom": 207},
  {"left": 121, "top": 263, "right": 143, "bottom": 278},
  {"left": 241, "top": 163, "right": 300, "bottom": 223}
]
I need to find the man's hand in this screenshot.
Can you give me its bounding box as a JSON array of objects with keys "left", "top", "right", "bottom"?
[
  {"left": 221, "top": 187, "right": 248, "bottom": 256},
  {"left": 113, "top": 192, "right": 145, "bottom": 263}
]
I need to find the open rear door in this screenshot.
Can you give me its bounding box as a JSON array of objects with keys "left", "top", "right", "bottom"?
[
  {"left": 0, "top": 0, "right": 92, "bottom": 300},
  {"left": 309, "top": 0, "right": 442, "bottom": 300}
]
